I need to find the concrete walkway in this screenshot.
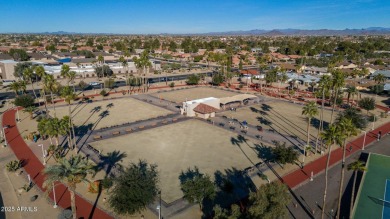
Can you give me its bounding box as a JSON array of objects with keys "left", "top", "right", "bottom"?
[{"left": 3, "top": 108, "right": 114, "bottom": 219}]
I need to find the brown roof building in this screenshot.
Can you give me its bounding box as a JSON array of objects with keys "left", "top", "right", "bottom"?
[{"left": 193, "top": 103, "right": 219, "bottom": 114}]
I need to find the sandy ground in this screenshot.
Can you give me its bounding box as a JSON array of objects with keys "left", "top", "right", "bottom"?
[
  {"left": 151, "top": 87, "right": 239, "bottom": 103},
  {"left": 220, "top": 101, "right": 333, "bottom": 144},
  {"left": 51, "top": 98, "right": 173, "bottom": 130},
  {"left": 90, "top": 119, "right": 265, "bottom": 204}
]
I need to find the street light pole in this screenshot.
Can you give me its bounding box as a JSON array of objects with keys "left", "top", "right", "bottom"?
[
  {"left": 52, "top": 182, "right": 58, "bottom": 208},
  {"left": 38, "top": 144, "right": 46, "bottom": 165},
  {"left": 157, "top": 190, "right": 162, "bottom": 219},
  {"left": 2, "top": 126, "right": 8, "bottom": 147},
  {"left": 362, "top": 130, "right": 367, "bottom": 150},
  {"left": 372, "top": 115, "right": 376, "bottom": 130},
  {"left": 16, "top": 107, "right": 20, "bottom": 123}
]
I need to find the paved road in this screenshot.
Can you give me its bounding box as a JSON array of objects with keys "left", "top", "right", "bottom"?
[{"left": 285, "top": 132, "right": 390, "bottom": 219}]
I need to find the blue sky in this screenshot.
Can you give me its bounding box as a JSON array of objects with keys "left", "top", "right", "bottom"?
[{"left": 1, "top": 0, "right": 389, "bottom": 34}]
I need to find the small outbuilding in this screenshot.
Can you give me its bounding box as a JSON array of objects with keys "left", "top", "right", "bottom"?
[
  {"left": 193, "top": 103, "right": 219, "bottom": 119},
  {"left": 181, "top": 97, "right": 220, "bottom": 117}
]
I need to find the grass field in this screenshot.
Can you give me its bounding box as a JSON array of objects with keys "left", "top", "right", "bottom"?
[
  {"left": 353, "top": 153, "right": 390, "bottom": 219},
  {"left": 89, "top": 119, "right": 265, "bottom": 203},
  {"left": 52, "top": 97, "right": 173, "bottom": 130},
  {"left": 220, "top": 101, "right": 333, "bottom": 144},
  {"left": 151, "top": 87, "right": 238, "bottom": 103}
]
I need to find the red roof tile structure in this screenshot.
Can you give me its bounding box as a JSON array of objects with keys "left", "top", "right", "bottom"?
[
  {"left": 193, "top": 103, "right": 219, "bottom": 114},
  {"left": 240, "top": 69, "right": 259, "bottom": 75}
]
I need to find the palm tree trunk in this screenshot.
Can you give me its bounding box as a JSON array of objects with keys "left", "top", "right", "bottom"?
[
  {"left": 315, "top": 89, "right": 325, "bottom": 154},
  {"left": 30, "top": 79, "right": 38, "bottom": 100},
  {"left": 51, "top": 92, "right": 57, "bottom": 118},
  {"left": 330, "top": 88, "right": 339, "bottom": 125},
  {"left": 337, "top": 139, "right": 348, "bottom": 219},
  {"left": 350, "top": 171, "right": 357, "bottom": 219},
  {"left": 70, "top": 189, "right": 77, "bottom": 219},
  {"left": 55, "top": 137, "right": 59, "bottom": 146},
  {"left": 68, "top": 104, "right": 73, "bottom": 150},
  {"left": 321, "top": 143, "right": 333, "bottom": 219}
]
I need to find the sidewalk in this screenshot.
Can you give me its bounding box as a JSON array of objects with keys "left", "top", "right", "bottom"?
[
  {"left": 3, "top": 108, "right": 113, "bottom": 219},
  {"left": 282, "top": 122, "right": 390, "bottom": 189}
]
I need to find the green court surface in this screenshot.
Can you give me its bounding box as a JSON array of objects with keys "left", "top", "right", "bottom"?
[{"left": 353, "top": 153, "right": 390, "bottom": 219}]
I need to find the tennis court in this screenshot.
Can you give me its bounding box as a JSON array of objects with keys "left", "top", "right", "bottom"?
[{"left": 352, "top": 153, "right": 390, "bottom": 219}]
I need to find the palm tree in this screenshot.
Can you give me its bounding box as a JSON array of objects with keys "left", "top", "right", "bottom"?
[
  {"left": 35, "top": 66, "right": 48, "bottom": 112},
  {"left": 320, "top": 124, "right": 342, "bottom": 219},
  {"left": 97, "top": 54, "right": 104, "bottom": 66},
  {"left": 9, "top": 81, "right": 21, "bottom": 96},
  {"left": 43, "top": 155, "right": 94, "bottom": 219},
  {"left": 373, "top": 73, "right": 386, "bottom": 85},
  {"left": 61, "top": 64, "right": 71, "bottom": 85},
  {"left": 345, "top": 86, "right": 358, "bottom": 106},
  {"left": 43, "top": 74, "right": 59, "bottom": 117},
  {"left": 23, "top": 67, "right": 38, "bottom": 99},
  {"left": 301, "top": 101, "right": 319, "bottom": 166},
  {"left": 133, "top": 51, "right": 152, "bottom": 93},
  {"left": 315, "top": 75, "right": 332, "bottom": 154},
  {"left": 336, "top": 118, "right": 358, "bottom": 219},
  {"left": 347, "top": 160, "right": 367, "bottom": 218},
  {"left": 61, "top": 86, "right": 77, "bottom": 152},
  {"left": 68, "top": 71, "right": 77, "bottom": 92},
  {"left": 18, "top": 80, "right": 27, "bottom": 94},
  {"left": 330, "top": 70, "right": 345, "bottom": 124}
]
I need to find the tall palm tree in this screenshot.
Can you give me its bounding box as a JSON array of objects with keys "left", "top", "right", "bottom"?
[
  {"left": 43, "top": 74, "right": 59, "bottom": 117},
  {"left": 336, "top": 118, "right": 358, "bottom": 219},
  {"left": 97, "top": 54, "right": 104, "bottom": 66},
  {"left": 68, "top": 71, "right": 77, "bottom": 92},
  {"left": 347, "top": 160, "right": 366, "bottom": 218},
  {"left": 320, "top": 124, "right": 342, "bottom": 219},
  {"left": 35, "top": 66, "right": 48, "bottom": 112},
  {"left": 330, "top": 70, "right": 345, "bottom": 124},
  {"left": 301, "top": 101, "right": 319, "bottom": 166},
  {"left": 133, "top": 51, "right": 152, "bottom": 93},
  {"left": 345, "top": 86, "right": 358, "bottom": 106},
  {"left": 23, "top": 67, "right": 38, "bottom": 99},
  {"left": 61, "top": 86, "right": 77, "bottom": 153},
  {"left": 43, "top": 155, "right": 94, "bottom": 219},
  {"left": 315, "top": 75, "right": 332, "bottom": 154},
  {"left": 61, "top": 64, "right": 71, "bottom": 85}
]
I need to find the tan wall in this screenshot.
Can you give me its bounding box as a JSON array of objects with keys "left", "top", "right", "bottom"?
[{"left": 0, "top": 62, "right": 17, "bottom": 80}]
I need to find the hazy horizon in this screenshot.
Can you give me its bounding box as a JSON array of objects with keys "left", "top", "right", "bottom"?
[{"left": 1, "top": 0, "right": 390, "bottom": 34}]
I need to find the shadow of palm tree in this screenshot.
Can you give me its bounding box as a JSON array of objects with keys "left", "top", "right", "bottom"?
[
  {"left": 311, "top": 117, "right": 329, "bottom": 130},
  {"left": 94, "top": 150, "right": 127, "bottom": 177},
  {"left": 106, "top": 103, "right": 114, "bottom": 108},
  {"left": 90, "top": 106, "right": 102, "bottom": 113},
  {"left": 261, "top": 103, "right": 272, "bottom": 112},
  {"left": 256, "top": 116, "right": 272, "bottom": 126}
]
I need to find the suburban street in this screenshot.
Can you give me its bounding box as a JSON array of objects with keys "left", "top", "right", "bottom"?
[{"left": 287, "top": 134, "right": 390, "bottom": 219}]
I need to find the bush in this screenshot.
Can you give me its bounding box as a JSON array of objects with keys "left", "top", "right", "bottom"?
[
  {"left": 169, "top": 82, "right": 175, "bottom": 88},
  {"left": 185, "top": 74, "right": 200, "bottom": 85},
  {"left": 101, "top": 177, "right": 113, "bottom": 190},
  {"left": 100, "top": 89, "right": 108, "bottom": 97},
  {"left": 6, "top": 160, "right": 22, "bottom": 172},
  {"left": 14, "top": 94, "right": 35, "bottom": 108}
]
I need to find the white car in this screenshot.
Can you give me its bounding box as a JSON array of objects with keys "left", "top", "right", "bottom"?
[{"left": 89, "top": 82, "right": 101, "bottom": 86}]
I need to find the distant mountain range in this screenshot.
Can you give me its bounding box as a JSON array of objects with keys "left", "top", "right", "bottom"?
[
  {"left": 7, "top": 27, "right": 390, "bottom": 36},
  {"left": 202, "top": 27, "right": 390, "bottom": 36}
]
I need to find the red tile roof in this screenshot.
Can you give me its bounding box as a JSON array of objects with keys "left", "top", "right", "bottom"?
[
  {"left": 193, "top": 103, "right": 219, "bottom": 114},
  {"left": 240, "top": 69, "right": 259, "bottom": 75}
]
